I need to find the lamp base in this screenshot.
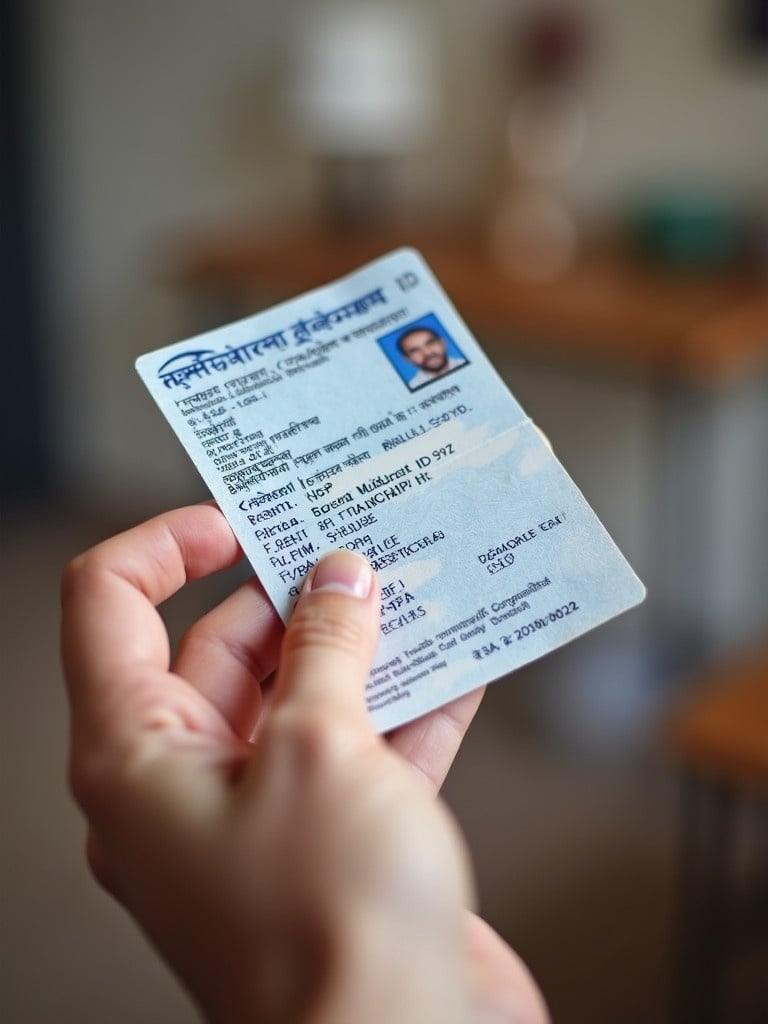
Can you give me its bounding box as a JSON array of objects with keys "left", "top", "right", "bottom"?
[{"left": 315, "top": 155, "right": 394, "bottom": 232}]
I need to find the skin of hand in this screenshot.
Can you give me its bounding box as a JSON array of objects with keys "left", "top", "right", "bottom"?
[{"left": 60, "top": 504, "right": 548, "bottom": 1024}]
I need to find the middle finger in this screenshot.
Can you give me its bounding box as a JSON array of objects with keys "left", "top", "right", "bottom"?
[{"left": 173, "top": 576, "right": 283, "bottom": 739}]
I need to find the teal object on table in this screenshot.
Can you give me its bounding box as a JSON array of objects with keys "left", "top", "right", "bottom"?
[{"left": 628, "top": 191, "right": 744, "bottom": 271}]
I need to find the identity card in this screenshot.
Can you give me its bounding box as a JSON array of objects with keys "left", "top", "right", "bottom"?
[{"left": 136, "top": 249, "right": 645, "bottom": 732}]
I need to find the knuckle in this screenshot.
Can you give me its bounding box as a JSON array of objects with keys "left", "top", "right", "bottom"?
[
  {"left": 285, "top": 600, "right": 370, "bottom": 659},
  {"left": 60, "top": 552, "right": 88, "bottom": 604},
  {"left": 270, "top": 700, "right": 366, "bottom": 770},
  {"left": 68, "top": 739, "right": 127, "bottom": 823},
  {"left": 269, "top": 706, "right": 361, "bottom": 776},
  {"left": 60, "top": 549, "right": 109, "bottom": 606},
  {"left": 68, "top": 750, "right": 107, "bottom": 818},
  {"left": 182, "top": 625, "right": 267, "bottom": 683}
]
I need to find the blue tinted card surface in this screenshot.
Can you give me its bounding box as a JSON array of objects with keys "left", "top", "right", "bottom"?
[{"left": 136, "top": 249, "right": 645, "bottom": 731}]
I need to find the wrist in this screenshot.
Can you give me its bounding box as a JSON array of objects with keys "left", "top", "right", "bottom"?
[
  {"left": 197, "top": 898, "right": 467, "bottom": 1024},
  {"left": 311, "top": 897, "right": 468, "bottom": 1024}
]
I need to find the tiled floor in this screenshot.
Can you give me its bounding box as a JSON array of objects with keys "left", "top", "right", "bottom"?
[{"left": 1, "top": 504, "right": 764, "bottom": 1022}]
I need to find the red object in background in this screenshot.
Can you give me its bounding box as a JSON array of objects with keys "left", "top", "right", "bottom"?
[{"left": 503, "top": 3, "right": 594, "bottom": 85}]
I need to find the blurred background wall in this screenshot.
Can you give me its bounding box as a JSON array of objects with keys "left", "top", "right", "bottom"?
[
  {"left": 3, "top": 1, "right": 767, "bottom": 1021},
  {"left": 17, "top": 0, "right": 766, "bottom": 504}
]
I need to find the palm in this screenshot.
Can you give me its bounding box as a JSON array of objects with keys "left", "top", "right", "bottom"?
[{"left": 63, "top": 505, "right": 546, "bottom": 1022}]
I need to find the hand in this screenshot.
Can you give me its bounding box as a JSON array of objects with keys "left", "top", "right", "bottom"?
[{"left": 61, "top": 504, "right": 547, "bottom": 1023}]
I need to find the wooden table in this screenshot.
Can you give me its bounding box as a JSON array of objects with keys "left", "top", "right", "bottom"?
[
  {"left": 165, "top": 223, "right": 768, "bottom": 386},
  {"left": 672, "top": 647, "right": 768, "bottom": 790},
  {"left": 670, "top": 647, "right": 768, "bottom": 1023}
]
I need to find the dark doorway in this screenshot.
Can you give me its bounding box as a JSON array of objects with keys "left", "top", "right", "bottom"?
[{"left": 1, "top": 1, "right": 51, "bottom": 502}]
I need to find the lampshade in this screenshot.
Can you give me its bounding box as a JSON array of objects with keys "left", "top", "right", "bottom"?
[{"left": 283, "top": 4, "right": 438, "bottom": 156}]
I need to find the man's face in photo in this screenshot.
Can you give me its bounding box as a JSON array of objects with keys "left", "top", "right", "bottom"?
[{"left": 400, "top": 329, "right": 449, "bottom": 374}]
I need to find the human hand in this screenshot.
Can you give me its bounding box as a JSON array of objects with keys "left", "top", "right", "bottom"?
[{"left": 61, "top": 504, "right": 547, "bottom": 1023}]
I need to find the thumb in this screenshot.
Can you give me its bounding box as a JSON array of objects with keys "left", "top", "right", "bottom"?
[{"left": 272, "top": 551, "right": 381, "bottom": 725}]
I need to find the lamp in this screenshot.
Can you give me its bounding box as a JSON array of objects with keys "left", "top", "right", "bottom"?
[{"left": 283, "top": 4, "right": 439, "bottom": 227}]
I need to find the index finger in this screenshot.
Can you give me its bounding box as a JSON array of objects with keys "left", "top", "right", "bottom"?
[
  {"left": 387, "top": 687, "right": 485, "bottom": 795},
  {"left": 60, "top": 504, "right": 242, "bottom": 738}
]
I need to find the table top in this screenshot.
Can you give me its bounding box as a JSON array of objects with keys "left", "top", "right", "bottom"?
[
  {"left": 670, "top": 646, "right": 768, "bottom": 791},
  {"left": 165, "top": 223, "right": 768, "bottom": 386}
]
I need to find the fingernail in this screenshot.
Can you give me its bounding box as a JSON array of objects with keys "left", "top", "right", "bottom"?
[{"left": 308, "top": 551, "right": 373, "bottom": 599}]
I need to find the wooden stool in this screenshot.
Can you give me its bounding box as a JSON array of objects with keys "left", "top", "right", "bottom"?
[{"left": 669, "top": 646, "right": 768, "bottom": 1023}]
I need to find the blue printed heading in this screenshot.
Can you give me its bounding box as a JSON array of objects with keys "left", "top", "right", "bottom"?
[{"left": 158, "top": 287, "right": 387, "bottom": 389}]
